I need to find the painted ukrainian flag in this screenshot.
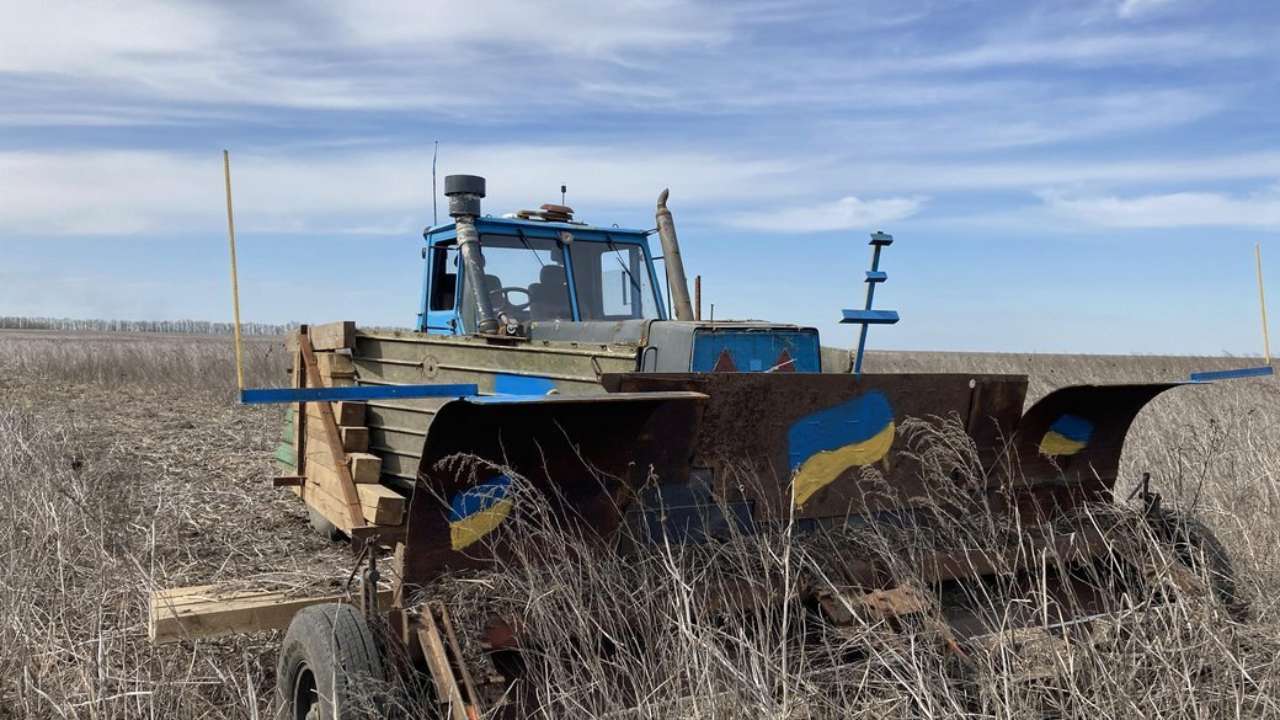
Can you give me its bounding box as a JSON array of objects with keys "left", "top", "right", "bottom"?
[
  {"left": 787, "top": 391, "right": 896, "bottom": 508},
  {"left": 449, "top": 475, "right": 514, "bottom": 550},
  {"left": 1038, "top": 415, "right": 1094, "bottom": 457}
]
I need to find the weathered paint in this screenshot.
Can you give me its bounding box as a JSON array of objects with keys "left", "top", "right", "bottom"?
[
  {"left": 351, "top": 329, "right": 638, "bottom": 481},
  {"left": 448, "top": 475, "right": 514, "bottom": 550},
  {"left": 787, "top": 390, "right": 896, "bottom": 507},
  {"left": 691, "top": 328, "right": 821, "bottom": 373},
  {"left": 494, "top": 373, "right": 557, "bottom": 395},
  {"left": 1039, "top": 414, "right": 1094, "bottom": 456}
]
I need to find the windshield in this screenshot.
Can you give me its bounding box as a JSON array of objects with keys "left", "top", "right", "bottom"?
[
  {"left": 460, "top": 234, "right": 573, "bottom": 329},
  {"left": 570, "top": 241, "right": 663, "bottom": 321}
]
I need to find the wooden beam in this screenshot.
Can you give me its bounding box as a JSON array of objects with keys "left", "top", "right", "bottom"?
[
  {"left": 316, "top": 352, "right": 355, "bottom": 377},
  {"left": 299, "top": 465, "right": 405, "bottom": 525},
  {"left": 357, "top": 482, "right": 405, "bottom": 525},
  {"left": 149, "top": 584, "right": 392, "bottom": 644},
  {"left": 310, "top": 321, "right": 355, "bottom": 350},
  {"left": 306, "top": 401, "right": 365, "bottom": 427},
  {"left": 348, "top": 452, "right": 382, "bottom": 484},
  {"left": 340, "top": 426, "right": 369, "bottom": 453},
  {"left": 272, "top": 475, "right": 305, "bottom": 487},
  {"left": 417, "top": 614, "right": 470, "bottom": 720},
  {"left": 299, "top": 335, "right": 364, "bottom": 528}
]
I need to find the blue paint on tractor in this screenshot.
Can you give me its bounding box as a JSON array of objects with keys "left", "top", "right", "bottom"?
[
  {"left": 241, "top": 384, "right": 478, "bottom": 405},
  {"left": 690, "top": 328, "right": 821, "bottom": 373},
  {"left": 1189, "top": 366, "right": 1275, "bottom": 382},
  {"left": 448, "top": 475, "right": 512, "bottom": 523},
  {"left": 786, "top": 391, "right": 895, "bottom": 472},
  {"left": 494, "top": 373, "right": 557, "bottom": 395},
  {"left": 1047, "top": 414, "right": 1094, "bottom": 444}
]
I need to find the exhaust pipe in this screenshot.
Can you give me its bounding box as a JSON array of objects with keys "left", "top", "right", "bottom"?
[
  {"left": 655, "top": 189, "right": 695, "bottom": 321},
  {"left": 446, "top": 175, "right": 499, "bottom": 334}
]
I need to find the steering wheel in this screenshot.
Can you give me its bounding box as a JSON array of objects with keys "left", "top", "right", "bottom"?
[{"left": 491, "top": 286, "right": 531, "bottom": 313}]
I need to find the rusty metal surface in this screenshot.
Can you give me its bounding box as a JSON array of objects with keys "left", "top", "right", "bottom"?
[
  {"left": 400, "top": 391, "right": 705, "bottom": 589},
  {"left": 400, "top": 370, "right": 1182, "bottom": 593},
  {"left": 601, "top": 372, "right": 1028, "bottom": 521}
]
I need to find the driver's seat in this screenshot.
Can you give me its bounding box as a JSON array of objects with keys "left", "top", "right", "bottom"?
[{"left": 527, "top": 264, "right": 572, "bottom": 320}]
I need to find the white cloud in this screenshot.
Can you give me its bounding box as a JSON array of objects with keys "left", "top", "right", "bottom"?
[
  {"left": 1117, "top": 0, "right": 1181, "bottom": 19},
  {"left": 0, "top": 145, "right": 796, "bottom": 236},
  {"left": 728, "top": 195, "right": 925, "bottom": 232},
  {"left": 1039, "top": 186, "right": 1280, "bottom": 228}
]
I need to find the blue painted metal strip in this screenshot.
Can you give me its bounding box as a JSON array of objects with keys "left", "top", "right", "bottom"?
[
  {"left": 1188, "top": 366, "right": 1275, "bottom": 382},
  {"left": 240, "top": 384, "right": 478, "bottom": 405},
  {"left": 865, "top": 271, "right": 887, "bottom": 283},
  {"left": 841, "top": 309, "right": 900, "bottom": 325}
]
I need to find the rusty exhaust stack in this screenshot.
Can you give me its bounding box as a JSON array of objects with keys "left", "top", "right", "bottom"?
[
  {"left": 446, "top": 175, "right": 499, "bottom": 334},
  {"left": 655, "top": 189, "right": 695, "bottom": 321}
]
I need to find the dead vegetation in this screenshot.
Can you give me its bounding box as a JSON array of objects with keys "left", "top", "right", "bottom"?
[{"left": 0, "top": 331, "right": 1277, "bottom": 718}]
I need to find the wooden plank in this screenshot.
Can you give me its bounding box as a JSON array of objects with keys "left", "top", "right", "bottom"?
[
  {"left": 305, "top": 420, "right": 367, "bottom": 457},
  {"left": 348, "top": 452, "right": 382, "bottom": 484},
  {"left": 273, "top": 475, "right": 305, "bottom": 487},
  {"left": 311, "top": 321, "right": 356, "bottom": 350},
  {"left": 300, "top": 334, "right": 364, "bottom": 528},
  {"left": 149, "top": 584, "right": 392, "bottom": 644},
  {"left": 357, "top": 483, "right": 404, "bottom": 525},
  {"left": 341, "top": 426, "right": 369, "bottom": 453},
  {"left": 301, "top": 465, "right": 405, "bottom": 525},
  {"left": 317, "top": 352, "right": 355, "bottom": 377},
  {"left": 304, "top": 434, "right": 378, "bottom": 482},
  {"left": 417, "top": 615, "right": 469, "bottom": 720},
  {"left": 306, "top": 401, "right": 365, "bottom": 427},
  {"left": 292, "top": 479, "right": 357, "bottom": 533}
]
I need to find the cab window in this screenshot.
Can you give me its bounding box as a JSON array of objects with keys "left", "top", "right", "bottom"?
[
  {"left": 570, "top": 241, "right": 662, "bottom": 321},
  {"left": 461, "top": 234, "right": 573, "bottom": 327}
]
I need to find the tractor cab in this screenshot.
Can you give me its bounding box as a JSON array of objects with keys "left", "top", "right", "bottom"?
[
  {"left": 417, "top": 175, "right": 825, "bottom": 375},
  {"left": 418, "top": 216, "right": 666, "bottom": 335}
]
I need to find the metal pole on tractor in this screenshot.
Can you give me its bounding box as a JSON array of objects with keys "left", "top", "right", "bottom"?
[{"left": 841, "top": 231, "right": 900, "bottom": 377}]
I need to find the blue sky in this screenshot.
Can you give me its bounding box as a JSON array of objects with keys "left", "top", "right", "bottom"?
[{"left": 2, "top": 0, "right": 1278, "bottom": 354}]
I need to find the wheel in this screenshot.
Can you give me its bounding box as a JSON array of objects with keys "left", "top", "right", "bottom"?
[
  {"left": 277, "top": 604, "right": 387, "bottom": 719},
  {"left": 309, "top": 508, "right": 344, "bottom": 543},
  {"left": 1148, "top": 508, "right": 1248, "bottom": 620}
]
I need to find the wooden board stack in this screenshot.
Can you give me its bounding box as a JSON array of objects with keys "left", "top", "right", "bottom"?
[{"left": 276, "top": 321, "right": 407, "bottom": 540}]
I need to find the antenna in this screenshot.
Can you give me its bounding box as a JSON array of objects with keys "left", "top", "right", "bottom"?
[
  {"left": 561, "top": 184, "right": 567, "bottom": 205},
  {"left": 432, "top": 140, "right": 439, "bottom": 226}
]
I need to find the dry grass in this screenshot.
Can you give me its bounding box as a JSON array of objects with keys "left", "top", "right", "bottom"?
[{"left": 0, "top": 330, "right": 1277, "bottom": 718}]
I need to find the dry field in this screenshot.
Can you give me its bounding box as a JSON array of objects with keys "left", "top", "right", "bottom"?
[{"left": 0, "top": 330, "right": 1278, "bottom": 719}]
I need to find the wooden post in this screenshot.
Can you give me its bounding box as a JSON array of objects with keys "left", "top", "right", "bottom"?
[
  {"left": 694, "top": 274, "right": 702, "bottom": 321},
  {"left": 299, "top": 333, "right": 365, "bottom": 529}
]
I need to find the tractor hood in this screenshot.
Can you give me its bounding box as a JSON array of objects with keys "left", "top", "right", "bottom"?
[{"left": 526, "top": 319, "right": 824, "bottom": 373}]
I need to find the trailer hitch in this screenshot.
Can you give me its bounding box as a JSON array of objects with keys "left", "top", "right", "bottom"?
[{"left": 345, "top": 543, "right": 382, "bottom": 618}]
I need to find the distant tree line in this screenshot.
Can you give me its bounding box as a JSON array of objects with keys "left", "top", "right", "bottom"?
[{"left": 0, "top": 317, "right": 295, "bottom": 336}]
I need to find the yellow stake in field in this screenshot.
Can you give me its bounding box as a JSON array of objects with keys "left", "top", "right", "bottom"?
[
  {"left": 1259, "top": 242, "right": 1272, "bottom": 366},
  {"left": 223, "top": 150, "right": 246, "bottom": 393}
]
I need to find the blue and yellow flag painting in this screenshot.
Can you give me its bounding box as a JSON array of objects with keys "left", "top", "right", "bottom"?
[
  {"left": 787, "top": 391, "right": 896, "bottom": 507},
  {"left": 1038, "top": 414, "right": 1094, "bottom": 456},
  {"left": 449, "top": 475, "right": 514, "bottom": 550}
]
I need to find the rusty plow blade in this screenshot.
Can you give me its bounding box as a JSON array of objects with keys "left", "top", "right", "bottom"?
[{"left": 400, "top": 390, "right": 705, "bottom": 590}]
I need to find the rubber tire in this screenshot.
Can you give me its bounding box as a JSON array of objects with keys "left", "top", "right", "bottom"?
[
  {"left": 277, "top": 604, "right": 387, "bottom": 720},
  {"left": 308, "top": 508, "right": 345, "bottom": 543},
  {"left": 1149, "top": 508, "right": 1248, "bottom": 621}
]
